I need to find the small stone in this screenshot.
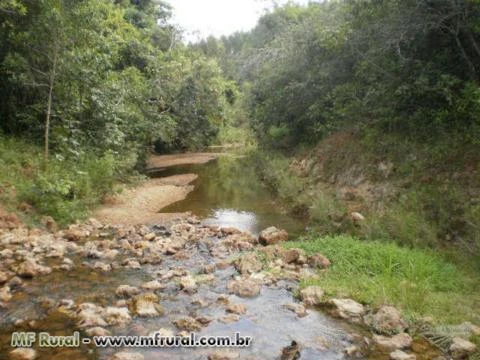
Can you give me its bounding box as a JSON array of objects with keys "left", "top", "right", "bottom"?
[
  {"left": 201, "top": 264, "right": 216, "bottom": 274},
  {"left": 9, "top": 348, "right": 37, "bottom": 360},
  {"left": 179, "top": 276, "right": 197, "bottom": 293},
  {"left": 93, "top": 262, "right": 112, "bottom": 272},
  {"left": 308, "top": 253, "right": 331, "bottom": 269},
  {"left": 226, "top": 303, "right": 247, "bottom": 315},
  {"left": 13, "top": 258, "right": 52, "bottom": 278},
  {"left": 131, "top": 293, "right": 164, "bottom": 317},
  {"left": 86, "top": 327, "right": 111, "bottom": 336},
  {"left": 141, "top": 280, "right": 165, "bottom": 291},
  {"left": 220, "top": 314, "right": 240, "bottom": 324},
  {"left": 208, "top": 350, "right": 240, "bottom": 360},
  {"left": 144, "top": 232, "right": 156, "bottom": 241},
  {"left": 390, "top": 350, "right": 416, "bottom": 360},
  {"left": 284, "top": 303, "right": 308, "bottom": 317},
  {"left": 373, "top": 333, "right": 412, "bottom": 352},
  {"left": 149, "top": 328, "right": 174, "bottom": 338},
  {"left": 372, "top": 306, "right": 407, "bottom": 335},
  {"left": 173, "top": 317, "right": 202, "bottom": 332},
  {"left": 351, "top": 212, "right": 365, "bottom": 221},
  {"left": 104, "top": 307, "right": 132, "bottom": 326},
  {"left": 345, "top": 345, "right": 360, "bottom": 356},
  {"left": 449, "top": 337, "right": 477, "bottom": 359},
  {"left": 111, "top": 352, "right": 144, "bottom": 360},
  {"left": 227, "top": 279, "right": 261, "bottom": 298},
  {"left": 115, "top": 285, "right": 141, "bottom": 298},
  {"left": 40, "top": 216, "right": 57, "bottom": 232},
  {"left": 234, "top": 252, "right": 263, "bottom": 274},
  {"left": 329, "top": 298, "right": 365, "bottom": 322},
  {"left": 282, "top": 248, "right": 304, "bottom": 264},
  {"left": 0, "top": 286, "right": 12, "bottom": 302},
  {"left": 300, "top": 286, "right": 324, "bottom": 306}
]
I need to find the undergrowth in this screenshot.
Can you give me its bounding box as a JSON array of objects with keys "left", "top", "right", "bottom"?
[{"left": 0, "top": 134, "right": 139, "bottom": 226}]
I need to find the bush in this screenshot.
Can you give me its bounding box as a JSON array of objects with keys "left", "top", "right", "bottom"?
[{"left": 0, "top": 135, "right": 137, "bottom": 226}]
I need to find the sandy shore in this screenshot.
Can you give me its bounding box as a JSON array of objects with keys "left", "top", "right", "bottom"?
[
  {"left": 94, "top": 174, "right": 198, "bottom": 226},
  {"left": 147, "top": 152, "right": 221, "bottom": 169}
]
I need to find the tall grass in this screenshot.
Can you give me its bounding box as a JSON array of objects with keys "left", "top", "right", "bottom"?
[{"left": 285, "top": 236, "right": 480, "bottom": 324}]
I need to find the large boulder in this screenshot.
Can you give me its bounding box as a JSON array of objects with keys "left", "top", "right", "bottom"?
[
  {"left": 372, "top": 306, "right": 407, "bottom": 335},
  {"left": 258, "top": 227, "right": 288, "bottom": 246}
]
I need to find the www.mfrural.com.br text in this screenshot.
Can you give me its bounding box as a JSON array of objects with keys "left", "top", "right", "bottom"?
[{"left": 11, "top": 331, "right": 253, "bottom": 349}]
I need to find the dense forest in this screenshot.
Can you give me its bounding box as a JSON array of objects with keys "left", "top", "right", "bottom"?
[{"left": 0, "top": 0, "right": 236, "bottom": 222}]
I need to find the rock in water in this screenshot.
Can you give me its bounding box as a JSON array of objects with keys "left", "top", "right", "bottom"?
[
  {"left": 227, "top": 279, "right": 261, "bottom": 298},
  {"left": 281, "top": 341, "right": 301, "bottom": 360},
  {"left": 173, "top": 317, "right": 202, "bottom": 332},
  {"left": 104, "top": 307, "right": 132, "bottom": 326},
  {"left": 234, "top": 252, "right": 263, "bottom": 274},
  {"left": 131, "top": 293, "right": 164, "bottom": 317},
  {"left": 115, "top": 285, "right": 141, "bottom": 298},
  {"left": 373, "top": 333, "right": 412, "bottom": 352},
  {"left": 390, "top": 350, "right": 416, "bottom": 360},
  {"left": 111, "top": 352, "right": 144, "bottom": 360},
  {"left": 258, "top": 227, "right": 288, "bottom": 246},
  {"left": 328, "top": 298, "right": 365, "bottom": 323},
  {"left": 300, "top": 286, "right": 324, "bottom": 306}
]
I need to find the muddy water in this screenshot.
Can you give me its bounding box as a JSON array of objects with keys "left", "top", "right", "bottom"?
[{"left": 149, "top": 155, "right": 307, "bottom": 237}]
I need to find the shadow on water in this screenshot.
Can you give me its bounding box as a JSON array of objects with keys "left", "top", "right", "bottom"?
[{"left": 148, "top": 155, "right": 307, "bottom": 237}]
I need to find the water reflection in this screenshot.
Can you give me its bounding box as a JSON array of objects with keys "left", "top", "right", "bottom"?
[{"left": 150, "top": 155, "right": 307, "bottom": 237}]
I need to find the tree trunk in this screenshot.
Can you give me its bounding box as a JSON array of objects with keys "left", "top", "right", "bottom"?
[{"left": 44, "top": 50, "right": 57, "bottom": 160}]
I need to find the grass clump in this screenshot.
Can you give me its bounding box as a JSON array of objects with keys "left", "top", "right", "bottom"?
[{"left": 285, "top": 235, "right": 480, "bottom": 324}]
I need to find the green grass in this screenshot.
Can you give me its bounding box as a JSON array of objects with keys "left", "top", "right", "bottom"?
[
  {"left": 285, "top": 235, "right": 480, "bottom": 325},
  {"left": 0, "top": 134, "right": 138, "bottom": 226}
]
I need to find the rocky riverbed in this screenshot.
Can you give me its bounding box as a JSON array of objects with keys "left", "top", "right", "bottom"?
[{"left": 0, "top": 211, "right": 476, "bottom": 360}]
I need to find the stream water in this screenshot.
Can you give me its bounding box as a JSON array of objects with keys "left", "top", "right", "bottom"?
[
  {"left": 149, "top": 155, "right": 307, "bottom": 237},
  {"left": 0, "top": 154, "right": 365, "bottom": 360}
]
